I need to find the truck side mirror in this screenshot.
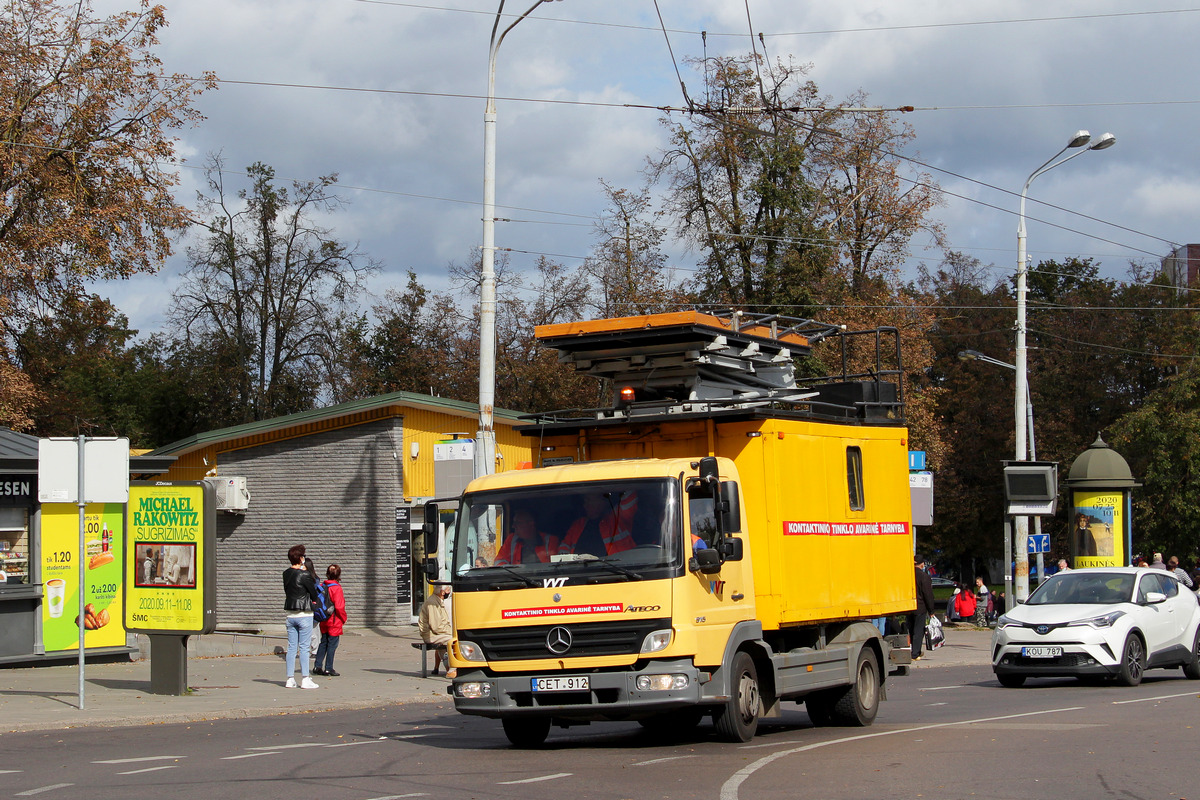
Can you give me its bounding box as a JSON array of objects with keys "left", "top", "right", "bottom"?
[
  {"left": 698, "top": 456, "right": 720, "bottom": 486},
  {"left": 424, "top": 559, "right": 438, "bottom": 579},
  {"left": 422, "top": 502, "right": 440, "bottom": 572},
  {"left": 720, "top": 536, "right": 744, "bottom": 561},
  {"left": 718, "top": 481, "right": 741, "bottom": 533},
  {"left": 692, "top": 548, "right": 722, "bottom": 574}
]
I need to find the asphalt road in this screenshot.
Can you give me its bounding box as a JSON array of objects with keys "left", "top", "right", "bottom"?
[{"left": 2, "top": 660, "right": 1197, "bottom": 800}]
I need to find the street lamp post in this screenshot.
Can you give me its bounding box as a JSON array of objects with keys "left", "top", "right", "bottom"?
[
  {"left": 477, "top": 0, "right": 563, "bottom": 479},
  {"left": 958, "top": 349, "right": 1042, "bottom": 609},
  {"left": 1012, "top": 130, "right": 1115, "bottom": 601}
]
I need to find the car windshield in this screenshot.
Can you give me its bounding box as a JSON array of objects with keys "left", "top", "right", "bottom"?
[
  {"left": 450, "top": 478, "right": 684, "bottom": 588},
  {"left": 1027, "top": 572, "right": 1135, "bottom": 605}
]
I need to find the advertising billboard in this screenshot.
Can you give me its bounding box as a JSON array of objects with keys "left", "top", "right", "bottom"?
[
  {"left": 123, "top": 481, "right": 216, "bottom": 635},
  {"left": 39, "top": 503, "right": 127, "bottom": 652},
  {"left": 1072, "top": 490, "right": 1126, "bottom": 568}
]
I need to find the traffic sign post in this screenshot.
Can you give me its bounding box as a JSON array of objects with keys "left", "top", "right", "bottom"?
[{"left": 1027, "top": 533, "right": 1050, "bottom": 554}]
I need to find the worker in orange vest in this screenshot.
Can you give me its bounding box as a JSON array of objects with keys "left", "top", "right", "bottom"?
[
  {"left": 494, "top": 509, "right": 560, "bottom": 565},
  {"left": 558, "top": 492, "right": 637, "bottom": 557}
]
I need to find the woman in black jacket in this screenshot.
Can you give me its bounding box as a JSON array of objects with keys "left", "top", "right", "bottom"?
[{"left": 283, "top": 544, "right": 321, "bottom": 688}]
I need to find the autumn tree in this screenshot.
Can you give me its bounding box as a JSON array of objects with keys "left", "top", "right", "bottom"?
[
  {"left": 168, "top": 158, "right": 378, "bottom": 423},
  {"left": 0, "top": 0, "right": 213, "bottom": 426},
  {"left": 583, "top": 181, "right": 683, "bottom": 317},
  {"left": 650, "top": 54, "right": 836, "bottom": 313}
]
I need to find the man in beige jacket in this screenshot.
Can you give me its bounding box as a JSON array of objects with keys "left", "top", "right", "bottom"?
[{"left": 418, "top": 583, "right": 455, "bottom": 677}]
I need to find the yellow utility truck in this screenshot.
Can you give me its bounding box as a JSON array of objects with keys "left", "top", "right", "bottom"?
[{"left": 426, "top": 311, "right": 916, "bottom": 746}]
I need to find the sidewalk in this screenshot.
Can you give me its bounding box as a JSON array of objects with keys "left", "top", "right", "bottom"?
[{"left": 0, "top": 625, "right": 994, "bottom": 734}]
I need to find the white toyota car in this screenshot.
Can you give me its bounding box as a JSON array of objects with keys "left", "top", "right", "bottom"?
[{"left": 992, "top": 566, "right": 1200, "bottom": 687}]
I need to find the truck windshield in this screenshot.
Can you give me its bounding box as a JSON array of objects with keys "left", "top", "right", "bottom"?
[{"left": 451, "top": 479, "right": 681, "bottom": 588}]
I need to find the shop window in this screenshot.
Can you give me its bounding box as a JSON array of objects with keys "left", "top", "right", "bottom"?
[{"left": 0, "top": 507, "right": 31, "bottom": 585}]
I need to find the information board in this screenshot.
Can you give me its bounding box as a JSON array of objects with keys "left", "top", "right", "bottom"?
[
  {"left": 123, "top": 482, "right": 216, "bottom": 635},
  {"left": 395, "top": 507, "right": 411, "bottom": 605}
]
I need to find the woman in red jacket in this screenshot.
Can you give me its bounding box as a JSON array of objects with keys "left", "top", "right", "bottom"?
[
  {"left": 953, "top": 583, "right": 977, "bottom": 622},
  {"left": 313, "top": 564, "right": 347, "bottom": 677}
]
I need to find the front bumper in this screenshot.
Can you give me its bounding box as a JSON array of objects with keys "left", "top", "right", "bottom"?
[
  {"left": 991, "top": 626, "right": 1123, "bottom": 678},
  {"left": 450, "top": 658, "right": 707, "bottom": 721}
]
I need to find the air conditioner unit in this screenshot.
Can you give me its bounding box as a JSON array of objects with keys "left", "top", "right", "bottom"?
[{"left": 210, "top": 477, "right": 250, "bottom": 513}]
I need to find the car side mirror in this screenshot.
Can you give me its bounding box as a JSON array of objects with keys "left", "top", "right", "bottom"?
[{"left": 1144, "top": 591, "right": 1167, "bottom": 605}]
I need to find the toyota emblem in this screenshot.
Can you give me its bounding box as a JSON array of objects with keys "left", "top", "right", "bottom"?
[
  {"left": 546, "top": 626, "right": 573, "bottom": 655},
  {"left": 1036, "top": 625, "right": 1049, "bottom": 635}
]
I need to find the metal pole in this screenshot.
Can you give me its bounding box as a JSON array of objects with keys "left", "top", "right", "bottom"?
[
  {"left": 76, "top": 434, "right": 86, "bottom": 710},
  {"left": 477, "top": 0, "right": 556, "bottom": 480}
]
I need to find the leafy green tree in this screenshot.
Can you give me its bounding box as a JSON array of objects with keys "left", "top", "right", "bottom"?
[
  {"left": 1110, "top": 363, "right": 1200, "bottom": 561},
  {"left": 168, "top": 157, "right": 377, "bottom": 422}
]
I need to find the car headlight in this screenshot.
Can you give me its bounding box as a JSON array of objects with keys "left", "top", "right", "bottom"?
[
  {"left": 995, "top": 614, "right": 1019, "bottom": 629},
  {"left": 1068, "top": 610, "right": 1125, "bottom": 629},
  {"left": 457, "top": 640, "right": 487, "bottom": 662}
]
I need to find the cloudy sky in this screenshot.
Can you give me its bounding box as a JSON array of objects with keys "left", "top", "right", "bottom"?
[{"left": 94, "top": 1, "right": 1200, "bottom": 334}]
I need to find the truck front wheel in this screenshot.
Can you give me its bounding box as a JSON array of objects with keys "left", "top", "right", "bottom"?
[
  {"left": 714, "top": 651, "right": 761, "bottom": 742},
  {"left": 831, "top": 648, "right": 880, "bottom": 726},
  {"left": 502, "top": 716, "right": 551, "bottom": 748}
]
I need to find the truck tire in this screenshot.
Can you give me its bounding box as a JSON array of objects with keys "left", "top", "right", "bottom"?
[
  {"left": 502, "top": 716, "right": 551, "bottom": 748},
  {"left": 804, "top": 691, "right": 836, "bottom": 726},
  {"left": 830, "top": 648, "right": 880, "bottom": 726},
  {"left": 713, "top": 651, "right": 761, "bottom": 742},
  {"left": 1116, "top": 634, "right": 1145, "bottom": 687}
]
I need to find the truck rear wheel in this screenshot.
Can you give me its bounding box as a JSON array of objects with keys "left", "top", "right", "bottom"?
[
  {"left": 502, "top": 716, "right": 551, "bottom": 748},
  {"left": 831, "top": 648, "right": 880, "bottom": 726},
  {"left": 714, "top": 651, "right": 761, "bottom": 742},
  {"left": 804, "top": 691, "right": 836, "bottom": 726}
]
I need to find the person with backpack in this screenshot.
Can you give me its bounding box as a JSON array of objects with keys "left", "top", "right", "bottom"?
[
  {"left": 282, "top": 544, "right": 320, "bottom": 689},
  {"left": 313, "top": 564, "right": 347, "bottom": 677}
]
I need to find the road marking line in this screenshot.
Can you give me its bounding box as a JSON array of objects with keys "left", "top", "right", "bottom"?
[
  {"left": 927, "top": 702, "right": 949, "bottom": 706},
  {"left": 117, "top": 766, "right": 178, "bottom": 776},
  {"left": 245, "top": 743, "right": 327, "bottom": 751},
  {"left": 0, "top": 770, "right": 22, "bottom": 774},
  {"left": 325, "top": 740, "right": 379, "bottom": 748},
  {"left": 634, "top": 755, "right": 698, "bottom": 766},
  {"left": 92, "top": 756, "right": 186, "bottom": 764},
  {"left": 498, "top": 773, "right": 573, "bottom": 785},
  {"left": 362, "top": 794, "right": 430, "bottom": 800},
  {"left": 16, "top": 785, "right": 73, "bottom": 796},
  {"left": 919, "top": 685, "right": 967, "bottom": 691},
  {"left": 722, "top": 706, "right": 1084, "bottom": 800},
  {"left": 1112, "top": 690, "right": 1200, "bottom": 705},
  {"left": 221, "top": 752, "right": 279, "bottom": 760}
]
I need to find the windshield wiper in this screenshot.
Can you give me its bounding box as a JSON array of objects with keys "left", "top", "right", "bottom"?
[
  {"left": 483, "top": 564, "right": 538, "bottom": 588},
  {"left": 587, "top": 558, "right": 643, "bottom": 582}
]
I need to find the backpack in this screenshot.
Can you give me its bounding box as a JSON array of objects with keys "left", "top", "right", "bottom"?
[{"left": 312, "top": 580, "right": 334, "bottom": 623}]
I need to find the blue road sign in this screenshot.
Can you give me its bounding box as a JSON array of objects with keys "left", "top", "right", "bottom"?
[
  {"left": 1027, "top": 533, "right": 1050, "bottom": 554},
  {"left": 908, "top": 451, "right": 926, "bottom": 471}
]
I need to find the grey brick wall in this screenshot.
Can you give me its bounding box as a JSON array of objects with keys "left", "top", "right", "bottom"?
[{"left": 212, "top": 419, "right": 409, "bottom": 629}]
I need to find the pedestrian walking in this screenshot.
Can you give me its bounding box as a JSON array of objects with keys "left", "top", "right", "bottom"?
[
  {"left": 313, "top": 564, "right": 347, "bottom": 676},
  {"left": 974, "top": 576, "right": 989, "bottom": 627},
  {"left": 908, "top": 555, "right": 935, "bottom": 661},
  {"left": 283, "top": 544, "right": 320, "bottom": 689},
  {"left": 419, "top": 583, "right": 456, "bottom": 677}
]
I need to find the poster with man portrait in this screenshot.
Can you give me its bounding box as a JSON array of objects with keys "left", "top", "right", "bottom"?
[{"left": 1072, "top": 491, "right": 1124, "bottom": 568}]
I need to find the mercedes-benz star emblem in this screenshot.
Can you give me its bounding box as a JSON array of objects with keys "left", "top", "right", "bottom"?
[{"left": 546, "top": 626, "right": 573, "bottom": 655}]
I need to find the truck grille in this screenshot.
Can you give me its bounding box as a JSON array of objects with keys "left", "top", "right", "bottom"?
[{"left": 458, "top": 618, "right": 671, "bottom": 661}]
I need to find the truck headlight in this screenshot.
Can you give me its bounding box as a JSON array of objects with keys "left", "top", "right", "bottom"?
[
  {"left": 457, "top": 640, "right": 487, "bottom": 662},
  {"left": 636, "top": 674, "right": 689, "bottom": 691},
  {"left": 455, "top": 681, "right": 493, "bottom": 699},
  {"left": 640, "top": 629, "right": 672, "bottom": 654}
]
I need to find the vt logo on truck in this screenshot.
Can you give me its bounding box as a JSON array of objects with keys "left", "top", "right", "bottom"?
[{"left": 543, "top": 577, "right": 568, "bottom": 588}]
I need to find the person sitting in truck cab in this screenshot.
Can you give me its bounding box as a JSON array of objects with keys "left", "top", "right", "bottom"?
[
  {"left": 558, "top": 492, "right": 637, "bottom": 557},
  {"left": 494, "top": 509, "right": 560, "bottom": 565}
]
